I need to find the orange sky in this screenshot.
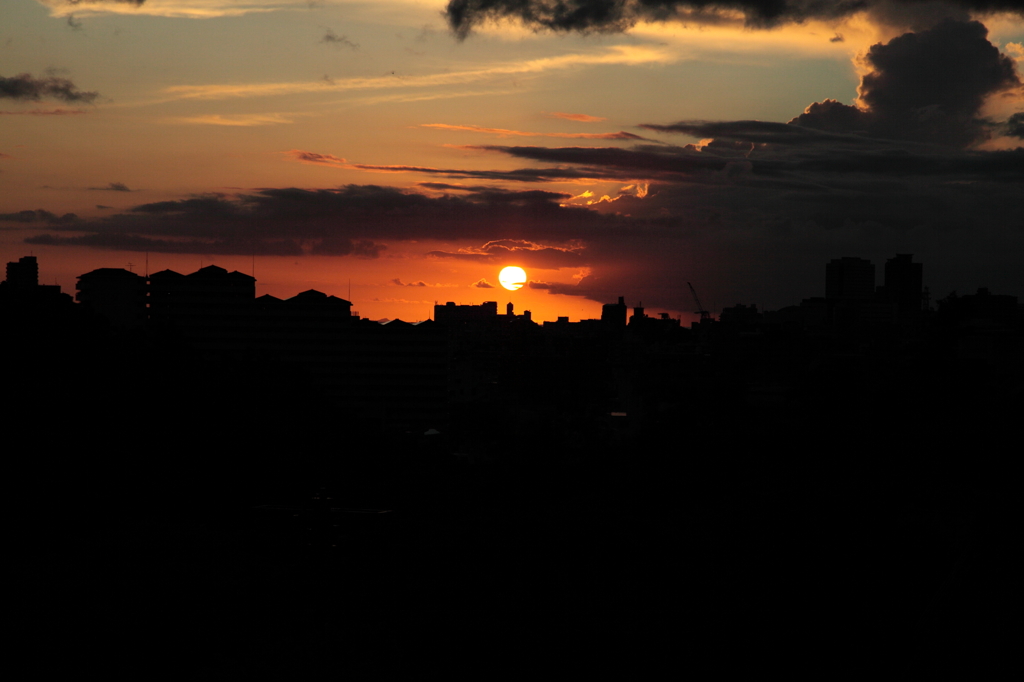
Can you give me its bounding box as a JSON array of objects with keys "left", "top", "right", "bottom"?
[{"left": 3, "top": 1, "right": 1022, "bottom": 320}]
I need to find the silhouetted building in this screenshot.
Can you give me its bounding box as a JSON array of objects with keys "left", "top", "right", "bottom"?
[
  {"left": 602, "top": 296, "right": 627, "bottom": 327},
  {"left": 148, "top": 265, "right": 257, "bottom": 356},
  {"left": 149, "top": 265, "right": 255, "bottom": 320},
  {"left": 76, "top": 268, "right": 147, "bottom": 328},
  {"left": 884, "top": 254, "right": 923, "bottom": 320},
  {"left": 281, "top": 289, "right": 353, "bottom": 319},
  {"left": 800, "top": 297, "right": 829, "bottom": 328},
  {"left": 826, "top": 257, "right": 875, "bottom": 301},
  {"left": 434, "top": 300, "right": 498, "bottom": 323},
  {"left": 1, "top": 255, "right": 73, "bottom": 313},
  {"left": 5, "top": 256, "right": 38, "bottom": 291},
  {"left": 629, "top": 303, "right": 645, "bottom": 326},
  {"left": 719, "top": 303, "right": 760, "bottom": 326}
]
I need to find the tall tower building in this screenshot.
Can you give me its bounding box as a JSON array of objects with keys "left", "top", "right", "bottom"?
[
  {"left": 601, "top": 296, "right": 627, "bottom": 327},
  {"left": 826, "top": 257, "right": 875, "bottom": 300},
  {"left": 884, "top": 254, "right": 923, "bottom": 319},
  {"left": 5, "top": 256, "right": 38, "bottom": 291}
]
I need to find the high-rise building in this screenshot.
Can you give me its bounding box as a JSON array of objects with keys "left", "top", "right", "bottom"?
[
  {"left": 884, "top": 254, "right": 923, "bottom": 319},
  {"left": 826, "top": 257, "right": 875, "bottom": 300},
  {"left": 601, "top": 296, "right": 627, "bottom": 327},
  {"left": 5, "top": 256, "right": 38, "bottom": 291}
]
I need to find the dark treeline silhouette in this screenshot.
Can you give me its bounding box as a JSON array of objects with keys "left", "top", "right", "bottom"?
[{"left": 5, "top": 254, "right": 1019, "bottom": 677}]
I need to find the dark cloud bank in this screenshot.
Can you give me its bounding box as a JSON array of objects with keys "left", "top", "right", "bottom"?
[
  {"left": 7, "top": 17, "right": 1022, "bottom": 314},
  {"left": 445, "top": 0, "right": 1024, "bottom": 37},
  {"left": 0, "top": 73, "right": 98, "bottom": 104}
]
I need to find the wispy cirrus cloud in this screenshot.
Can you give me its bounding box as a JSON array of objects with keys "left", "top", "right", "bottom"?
[
  {"left": 321, "top": 28, "right": 359, "bottom": 50},
  {"left": 88, "top": 182, "right": 134, "bottom": 191},
  {"left": 390, "top": 278, "right": 457, "bottom": 287},
  {"left": 286, "top": 147, "right": 629, "bottom": 184},
  {"left": 546, "top": 112, "right": 606, "bottom": 122},
  {"left": 0, "top": 108, "right": 87, "bottom": 116},
  {"left": 165, "top": 113, "right": 294, "bottom": 126},
  {"left": 158, "top": 44, "right": 676, "bottom": 102},
  {"left": 34, "top": 0, "right": 299, "bottom": 19},
  {"left": 287, "top": 150, "right": 348, "bottom": 167},
  {"left": 429, "top": 239, "right": 585, "bottom": 269},
  {"left": 421, "top": 123, "right": 648, "bottom": 140}
]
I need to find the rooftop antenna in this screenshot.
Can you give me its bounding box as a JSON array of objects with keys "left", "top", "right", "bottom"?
[
  {"left": 348, "top": 278, "right": 351, "bottom": 301},
  {"left": 127, "top": 262, "right": 134, "bottom": 273},
  {"left": 145, "top": 252, "right": 149, "bottom": 278}
]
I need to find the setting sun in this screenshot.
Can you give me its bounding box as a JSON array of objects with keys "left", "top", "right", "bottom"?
[{"left": 498, "top": 266, "right": 527, "bottom": 291}]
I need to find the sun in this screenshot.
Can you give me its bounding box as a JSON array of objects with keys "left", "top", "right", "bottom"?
[{"left": 498, "top": 266, "right": 527, "bottom": 291}]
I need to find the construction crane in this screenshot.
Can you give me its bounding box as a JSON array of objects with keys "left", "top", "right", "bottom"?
[{"left": 687, "top": 282, "right": 712, "bottom": 321}]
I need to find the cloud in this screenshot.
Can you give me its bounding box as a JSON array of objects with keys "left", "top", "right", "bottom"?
[
  {"left": 25, "top": 231, "right": 307, "bottom": 256},
  {"left": 417, "top": 182, "right": 503, "bottom": 192},
  {"left": 13, "top": 185, "right": 614, "bottom": 257},
  {"left": 472, "top": 278, "right": 494, "bottom": 288},
  {"left": 42, "top": 0, "right": 144, "bottom": 11},
  {"left": 0, "top": 209, "right": 79, "bottom": 223},
  {"left": 527, "top": 279, "right": 583, "bottom": 295},
  {"left": 429, "top": 239, "right": 586, "bottom": 269},
  {"left": 389, "top": 278, "right": 458, "bottom": 287},
  {"left": 0, "top": 73, "right": 99, "bottom": 103},
  {"left": 0, "top": 108, "right": 87, "bottom": 115},
  {"left": 288, "top": 148, "right": 605, "bottom": 183},
  {"left": 158, "top": 44, "right": 675, "bottom": 101},
  {"left": 88, "top": 182, "right": 133, "bottom": 192},
  {"left": 444, "top": 0, "right": 1024, "bottom": 38},
  {"left": 640, "top": 119, "right": 878, "bottom": 146},
  {"left": 422, "top": 123, "right": 648, "bottom": 140},
  {"left": 321, "top": 28, "right": 358, "bottom": 50},
  {"left": 633, "top": 21, "right": 1023, "bottom": 150},
  {"left": 311, "top": 238, "right": 385, "bottom": 257},
  {"left": 467, "top": 143, "right": 756, "bottom": 183},
  {"left": 287, "top": 149, "right": 348, "bottom": 166},
  {"left": 168, "top": 113, "right": 293, "bottom": 126},
  {"left": 35, "top": 1, "right": 295, "bottom": 19},
  {"left": 547, "top": 112, "right": 606, "bottom": 122},
  {"left": 1006, "top": 112, "right": 1024, "bottom": 138},
  {"left": 790, "top": 19, "right": 1021, "bottom": 147}
]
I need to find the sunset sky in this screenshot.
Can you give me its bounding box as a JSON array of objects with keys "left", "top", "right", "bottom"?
[{"left": 2, "top": 0, "right": 1022, "bottom": 323}]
